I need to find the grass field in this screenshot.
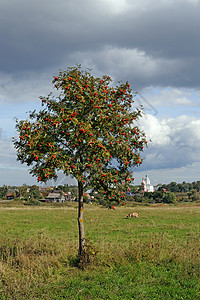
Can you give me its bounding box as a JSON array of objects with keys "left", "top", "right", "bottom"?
[{"left": 0, "top": 202, "right": 199, "bottom": 299}]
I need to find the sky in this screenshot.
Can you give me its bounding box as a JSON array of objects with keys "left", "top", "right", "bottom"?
[{"left": 0, "top": 0, "right": 200, "bottom": 187}]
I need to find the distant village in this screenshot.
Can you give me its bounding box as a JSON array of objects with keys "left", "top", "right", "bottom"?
[
  {"left": 0, "top": 175, "right": 153, "bottom": 203},
  {"left": 1, "top": 175, "right": 200, "bottom": 204}
]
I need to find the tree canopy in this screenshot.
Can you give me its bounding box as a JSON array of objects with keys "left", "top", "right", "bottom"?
[{"left": 14, "top": 65, "right": 148, "bottom": 205}]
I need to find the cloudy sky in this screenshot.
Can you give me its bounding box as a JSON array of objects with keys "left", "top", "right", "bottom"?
[{"left": 0, "top": 0, "right": 200, "bottom": 187}]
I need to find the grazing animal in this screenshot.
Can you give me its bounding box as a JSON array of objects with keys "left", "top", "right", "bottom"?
[{"left": 126, "top": 212, "right": 139, "bottom": 218}]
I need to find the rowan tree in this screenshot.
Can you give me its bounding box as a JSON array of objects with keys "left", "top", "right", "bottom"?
[{"left": 13, "top": 65, "right": 148, "bottom": 261}]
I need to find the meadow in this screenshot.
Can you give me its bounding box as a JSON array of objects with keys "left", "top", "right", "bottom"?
[{"left": 0, "top": 202, "right": 199, "bottom": 299}]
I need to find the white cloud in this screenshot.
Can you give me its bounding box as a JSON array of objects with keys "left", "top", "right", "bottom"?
[
  {"left": 141, "top": 87, "right": 196, "bottom": 107},
  {"left": 138, "top": 114, "right": 200, "bottom": 171},
  {"left": 138, "top": 114, "right": 171, "bottom": 145}
]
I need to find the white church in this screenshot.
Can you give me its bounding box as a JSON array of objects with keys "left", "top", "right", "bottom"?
[{"left": 142, "top": 175, "right": 154, "bottom": 192}]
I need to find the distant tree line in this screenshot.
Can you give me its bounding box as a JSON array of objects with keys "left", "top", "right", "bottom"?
[
  {"left": 157, "top": 181, "right": 200, "bottom": 202},
  {"left": 133, "top": 190, "right": 177, "bottom": 204},
  {"left": 157, "top": 181, "right": 200, "bottom": 193}
]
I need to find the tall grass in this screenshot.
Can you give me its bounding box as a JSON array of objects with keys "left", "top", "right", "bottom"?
[{"left": 0, "top": 204, "right": 199, "bottom": 299}]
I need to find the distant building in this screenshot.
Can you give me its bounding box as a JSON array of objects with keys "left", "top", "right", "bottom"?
[
  {"left": 64, "top": 192, "right": 72, "bottom": 201},
  {"left": 6, "top": 193, "right": 14, "bottom": 200},
  {"left": 142, "top": 175, "right": 154, "bottom": 192},
  {"left": 45, "top": 192, "right": 65, "bottom": 203}
]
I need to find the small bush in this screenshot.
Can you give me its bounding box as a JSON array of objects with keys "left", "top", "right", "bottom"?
[{"left": 24, "top": 198, "right": 42, "bottom": 206}]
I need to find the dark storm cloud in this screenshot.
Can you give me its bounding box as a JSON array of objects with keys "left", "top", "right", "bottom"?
[{"left": 0, "top": 0, "right": 199, "bottom": 89}]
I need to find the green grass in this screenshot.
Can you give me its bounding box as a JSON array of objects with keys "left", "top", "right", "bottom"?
[{"left": 0, "top": 203, "right": 199, "bottom": 299}]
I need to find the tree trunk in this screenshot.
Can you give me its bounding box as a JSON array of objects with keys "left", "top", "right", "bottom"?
[{"left": 78, "top": 181, "right": 85, "bottom": 258}]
